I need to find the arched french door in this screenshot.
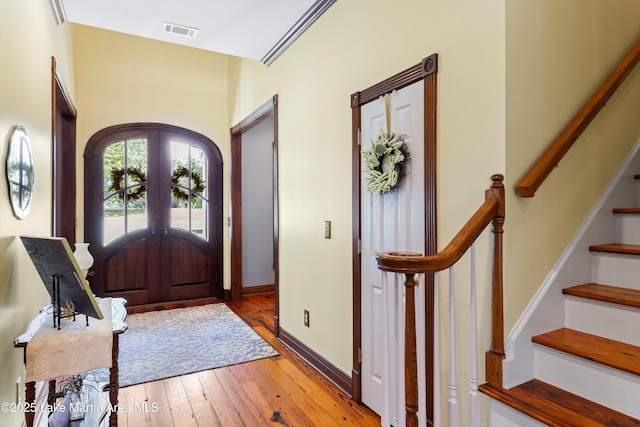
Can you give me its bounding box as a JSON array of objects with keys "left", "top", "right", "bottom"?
[{"left": 84, "top": 123, "right": 223, "bottom": 306}]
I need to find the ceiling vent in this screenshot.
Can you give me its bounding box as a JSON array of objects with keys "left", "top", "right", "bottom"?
[{"left": 163, "top": 22, "right": 198, "bottom": 38}]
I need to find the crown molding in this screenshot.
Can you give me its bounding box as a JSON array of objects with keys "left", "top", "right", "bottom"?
[
  {"left": 261, "top": 0, "right": 336, "bottom": 66},
  {"left": 48, "top": 0, "right": 67, "bottom": 25}
]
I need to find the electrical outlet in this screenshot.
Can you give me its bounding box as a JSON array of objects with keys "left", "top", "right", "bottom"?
[
  {"left": 324, "top": 221, "right": 331, "bottom": 239},
  {"left": 304, "top": 309, "right": 310, "bottom": 327}
]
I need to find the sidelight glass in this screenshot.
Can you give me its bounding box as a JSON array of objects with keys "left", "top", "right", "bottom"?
[
  {"left": 103, "top": 138, "right": 148, "bottom": 245},
  {"left": 170, "top": 140, "right": 208, "bottom": 240}
]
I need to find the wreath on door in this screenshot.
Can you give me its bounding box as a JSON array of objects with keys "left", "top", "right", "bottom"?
[
  {"left": 108, "top": 165, "right": 206, "bottom": 203},
  {"left": 362, "top": 130, "right": 409, "bottom": 194},
  {"left": 171, "top": 165, "right": 206, "bottom": 203},
  {"left": 108, "top": 167, "right": 147, "bottom": 202}
]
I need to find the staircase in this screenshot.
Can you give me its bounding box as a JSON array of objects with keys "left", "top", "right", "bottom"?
[{"left": 481, "top": 174, "right": 640, "bottom": 426}]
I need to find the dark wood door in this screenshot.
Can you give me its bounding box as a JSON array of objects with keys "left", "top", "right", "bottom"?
[{"left": 84, "top": 124, "right": 223, "bottom": 306}]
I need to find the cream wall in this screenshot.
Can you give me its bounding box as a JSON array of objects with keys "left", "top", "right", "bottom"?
[
  {"left": 228, "top": 0, "right": 640, "bottom": 423},
  {"left": 0, "top": 1, "right": 75, "bottom": 426},
  {"left": 228, "top": 0, "right": 506, "bottom": 387},
  {"left": 1, "top": 0, "right": 638, "bottom": 425},
  {"left": 72, "top": 25, "right": 231, "bottom": 284},
  {"left": 504, "top": 1, "right": 640, "bottom": 329}
]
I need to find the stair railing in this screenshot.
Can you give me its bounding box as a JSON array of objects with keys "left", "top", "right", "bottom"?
[
  {"left": 375, "top": 174, "right": 505, "bottom": 427},
  {"left": 516, "top": 39, "right": 640, "bottom": 198}
]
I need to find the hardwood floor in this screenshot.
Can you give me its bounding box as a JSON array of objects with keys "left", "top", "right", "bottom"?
[{"left": 115, "top": 294, "right": 381, "bottom": 427}]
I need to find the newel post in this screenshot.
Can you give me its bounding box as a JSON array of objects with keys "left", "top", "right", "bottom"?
[
  {"left": 485, "top": 174, "right": 505, "bottom": 388},
  {"left": 404, "top": 273, "right": 419, "bottom": 427}
]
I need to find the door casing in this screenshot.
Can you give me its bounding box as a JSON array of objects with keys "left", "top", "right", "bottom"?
[
  {"left": 52, "top": 57, "right": 77, "bottom": 244},
  {"left": 351, "top": 55, "right": 438, "bottom": 419},
  {"left": 230, "top": 96, "right": 279, "bottom": 330}
]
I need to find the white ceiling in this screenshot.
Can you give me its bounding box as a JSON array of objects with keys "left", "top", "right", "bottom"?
[{"left": 57, "top": 0, "right": 317, "bottom": 61}]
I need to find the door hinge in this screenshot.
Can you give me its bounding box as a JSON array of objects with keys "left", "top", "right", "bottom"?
[
  {"left": 357, "top": 239, "right": 362, "bottom": 254},
  {"left": 357, "top": 128, "right": 361, "bottom": 146},
  {"left": 228, "top": 217, "right": 232, "bottom": 227},
  {"left": 358, "top": 348, "right": 362, "bottom": 364}
]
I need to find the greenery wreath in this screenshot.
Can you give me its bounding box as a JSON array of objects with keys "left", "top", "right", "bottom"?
[
  {"left": 171, "top": 165, "right": 206, "bottom": 204},
  {"left": 362, "top": 130, "right": 409, "bottom": 194},
  {"left": 108, "top": 167, "right": 147, "bottom": 202}
]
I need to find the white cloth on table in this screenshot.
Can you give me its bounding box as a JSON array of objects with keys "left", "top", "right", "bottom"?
[{"left": 25, "top": 297, "right": 113, "bottom": 382}]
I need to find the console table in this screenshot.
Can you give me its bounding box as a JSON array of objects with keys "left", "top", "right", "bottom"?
[{"left": 15, "top": 298, "right": 127, "bottom": 427}]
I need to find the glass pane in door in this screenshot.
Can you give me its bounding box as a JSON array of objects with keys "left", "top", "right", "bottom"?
[
  {"left": 103, "top": 138, "right": 148, "bottom": 244},
  {"left": 170, "top": 140, "right": 208, "bottom": 240}
]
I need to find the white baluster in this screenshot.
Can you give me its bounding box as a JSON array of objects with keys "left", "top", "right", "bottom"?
[
  {"left": 382, "top": 270, "right": 391, "bottom": 427},
  {"left": 448, "top": 267, "right": 460, "bottom": 427},
  {"left": 433, "top": 273, "right": 441, "bottom": 427},
  {"left": 416, "top": 274, "right": 427, "bottom": 427},
  {"left": 469, "top": 245, "right": 480, "bottom": 427},
  {"left": 397, "top": 274, "right": 406, "bottom": 427}
]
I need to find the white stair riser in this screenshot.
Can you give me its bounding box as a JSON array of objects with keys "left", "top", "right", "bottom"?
[
  {"left": 565, "top": 297, "right": 640, "bottom": 346},
  {"left": 614, "top": 214, "right": 640, "bottom": 245},
  {"left": 534, "top": 346, "right": 640, "bottom": 418},
  {"left": 590, "top": 253, "right": 640, "bottom": 290},
  {"left": 490, "top": 401, "right": 547, "bottom": 427}
]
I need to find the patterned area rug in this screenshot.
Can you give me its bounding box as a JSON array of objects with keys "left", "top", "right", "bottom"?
[{"left": 99, "top": 304, "right": 278, "bottom": 387}]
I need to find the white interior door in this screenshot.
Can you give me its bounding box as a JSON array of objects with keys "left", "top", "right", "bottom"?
[{"left": 360, "top": 81, "right": 425, "bottom": 422}]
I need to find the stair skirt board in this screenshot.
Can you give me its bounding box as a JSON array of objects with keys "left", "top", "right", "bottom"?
[
  {"left": 590, "top": 252, "right": 640, "bottom": 290},
  {"left": 534, "top": 345, "right": 640, "bottom": 418},
  {"left": 564, "top": 296, "right": 640, "bottom": 346},
  {"left": 503, "top": 139, "right": 640, "bottom": 390},
  {"left": 490, "top": 400, "right": 547, "bottom": 427}
]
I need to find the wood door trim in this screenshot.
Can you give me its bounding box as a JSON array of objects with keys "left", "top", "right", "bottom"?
[
  {"left": 351, "top": 54, "right": 438, "bottom": 416},
  {"left": 230, "top": 95, "right": 280, "bottom": 336},
  {"left": 51, "top": 56, "right": 77, "bottom": 243}
]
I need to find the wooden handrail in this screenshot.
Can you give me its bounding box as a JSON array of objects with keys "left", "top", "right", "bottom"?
[
  {"left": 376, "top": 174, "right": 505, "bottom": 274},
  {"left": 516, "top": 39, "right": 640, "bottom": 198},
  {"left": 375, "top": 174, "right": 506, "bottom": 425}
]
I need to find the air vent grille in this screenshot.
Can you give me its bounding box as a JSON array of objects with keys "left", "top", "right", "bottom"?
[{"left": 163, "top": 22, "right": 198, "bottom": 38}]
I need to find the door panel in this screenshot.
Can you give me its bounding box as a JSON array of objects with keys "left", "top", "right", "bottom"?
[
  {"left": 103, "top": 237, "right": 153, "bottom": 303},
  {"left": 85, "top": 124, "right": 223, "bottom": 306},
  {"left": 361, "top": 81, "right": 425, "bottom": 418}
]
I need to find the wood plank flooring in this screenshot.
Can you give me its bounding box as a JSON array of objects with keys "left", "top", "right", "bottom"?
[{"left": 115, "top": 294, "right": 381, "bottom": 427}]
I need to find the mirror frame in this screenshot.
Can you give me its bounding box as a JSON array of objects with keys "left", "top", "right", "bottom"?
[{"left": 6, "top": 126, "right": 35, "bottom": 219}]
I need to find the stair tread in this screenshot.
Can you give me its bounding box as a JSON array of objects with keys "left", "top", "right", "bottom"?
[
  {"left": 613, "top": 208, "right": 640, "bottom": 214},
  {"left": 479, "top": 379, "right": 640, "bottom": 426},
  {"left": 589, "top": 243, "right": 640, "bottom": 255},
  {"left": 563, "top": 283, "right": 640, "bottom": 308},
  {"left": 532, "top": 328, "right": 640, "bottom": 375}
]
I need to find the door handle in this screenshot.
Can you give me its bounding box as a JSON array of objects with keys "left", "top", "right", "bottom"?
[
  {"left": 151, "top": 230, "right": 157, "bottom": 239},
  {"left": 163, "top": 227, "right": 168, "bottom": 239}
]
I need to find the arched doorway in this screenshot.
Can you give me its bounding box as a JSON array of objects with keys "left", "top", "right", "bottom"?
[{"left": 84, "top": 123, "right": 224, "bottom": 306}]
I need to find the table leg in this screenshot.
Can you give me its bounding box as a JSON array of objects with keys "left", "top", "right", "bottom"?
[
  {"left": 48, "top": 379, "right": 56, "bottom": 419},
  {"left": 109, "top": 333, "right": 120, "bottom": 427},
  {"left": 25, "top": 381, "right": 35, "bottom": 427}
]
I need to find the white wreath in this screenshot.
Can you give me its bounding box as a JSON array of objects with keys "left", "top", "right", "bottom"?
[{"left": 362, "top": 130, "right": 408, "bottom": 194}]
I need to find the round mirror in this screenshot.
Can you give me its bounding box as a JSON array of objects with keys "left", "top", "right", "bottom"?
[{"left": 6, "top": 126, "right": 34, "bottom": 219}]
